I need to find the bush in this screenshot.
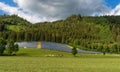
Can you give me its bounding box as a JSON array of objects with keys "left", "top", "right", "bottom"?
[{"left": 71, "top": 47, "right": 78, "bottom": 56}]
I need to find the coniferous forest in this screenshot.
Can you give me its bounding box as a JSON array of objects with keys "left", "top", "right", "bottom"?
[{"left": 1, "top": 14, "right": 120, "bottom": 53}]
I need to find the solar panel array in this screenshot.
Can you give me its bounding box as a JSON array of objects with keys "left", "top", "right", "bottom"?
[{"left": 17, "top": 42, "right": 101, "bottom": 54}]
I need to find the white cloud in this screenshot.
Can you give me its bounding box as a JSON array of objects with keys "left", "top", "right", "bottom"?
[
  {"left": 13, "top": 0, "right": 110, "bottom": 17},
  {"left": 0, "top": 2, "right": 54, "bottom": 23},
  {"left": 0, "top": 0, "right": 112, "bottom": 23},
  {"left": 108, "top": 4, "right": 120, "bottom": 15}
]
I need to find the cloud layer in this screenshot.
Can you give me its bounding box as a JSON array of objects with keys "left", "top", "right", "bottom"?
[
  {"left": 109, "top": 4, "right": 120, "bottom": 15},
  {"left": 0, "top": 2, "right": 49, "bottom": 23},
  {"left": 0, "top": 0, "right": 119, "bottom": 23}
]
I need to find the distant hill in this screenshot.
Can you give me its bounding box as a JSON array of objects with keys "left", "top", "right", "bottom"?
[
  {"left": 1, "top": 14, "right": 120, "bottom": 53},
  {"left": 0, "top": 15, "right": 31, "bottom": 32}
]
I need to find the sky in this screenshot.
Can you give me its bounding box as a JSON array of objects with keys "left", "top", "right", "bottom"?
[{"left": 0, "top": 0, "right": 120, "bottom": 23}]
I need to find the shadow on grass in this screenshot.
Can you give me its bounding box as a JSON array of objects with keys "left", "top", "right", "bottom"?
[
  {"left": 17, "top": 53, "right": 30, "bottom": 56},
  {"left": 0, "top": 54, "right": 17, "bottom": 56},
  {"left": 0, "top": 53, "right": 29, "bottom": 56}
]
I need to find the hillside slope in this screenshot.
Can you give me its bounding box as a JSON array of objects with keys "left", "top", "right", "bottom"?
[
  {"left": 0, "top": 14, "right": 120, "bottom": 53},
  {"left": 0, "top": 15, "right": 31, "bottom": 32}
]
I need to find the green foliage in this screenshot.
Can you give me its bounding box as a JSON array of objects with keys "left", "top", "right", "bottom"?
[
  {"left": 0, "top": 38, "right": 7, "bottom": 55},
  {"left": 71, "top": 47, "right": 78, "bottom": 56},
  {"left": 14, "top": 44, "right": 19, "bottom": 53},
  {"left": 0, "top": 38, "right": 19, "bottom": 55},
  {"left": 102, "top": 44, "right": 108, "bottom": 55},
  {"left": 0, "top": 15, "right": 31, "bottom": 32},
  {"left": 7, "top": 39, "right": 15, "bottom": 55},
  {"left": 7, "top": 39, "right": 19, "bottom": 55}
]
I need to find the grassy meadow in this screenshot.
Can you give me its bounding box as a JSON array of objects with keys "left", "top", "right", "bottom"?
[{"left": 1, "top": 48, "right": 120, "bottom": 72}]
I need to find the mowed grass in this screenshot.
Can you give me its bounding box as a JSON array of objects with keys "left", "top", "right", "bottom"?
[
  {"left": 1, "top": 48, "right": 120, "bottom": 72},
  {"left": 7, "top": 25, "right": 27, "bottom": 32}
]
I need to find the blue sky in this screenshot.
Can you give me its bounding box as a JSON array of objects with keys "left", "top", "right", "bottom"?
[
  {"left": 105, "top": 0, "right": 120, "bottom": 8},
  {"left": 0, "top": 0, "right": 120, "bottom": 23},
  {"left": 0, "top": 0, "right": 17, "bottom": 6},
  {"left": 0, "top": 0, "right": 17, "bottom": 14}
]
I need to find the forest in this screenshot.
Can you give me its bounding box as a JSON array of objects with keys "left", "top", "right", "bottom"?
[{"left": 0, "top": 14, "right": 120, "bottom": 53}]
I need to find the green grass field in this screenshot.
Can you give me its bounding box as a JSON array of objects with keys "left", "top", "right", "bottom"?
[
  {"left": 7, "top": 25, "right": 27, "bottom": 32},
  {"left": 1, "top": 48, "right": 120, "bottom": 72}
]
